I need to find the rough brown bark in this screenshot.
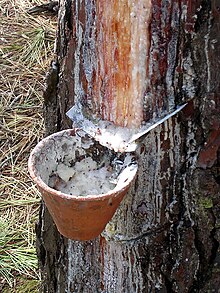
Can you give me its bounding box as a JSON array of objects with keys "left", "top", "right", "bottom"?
[{"left": 36, "top": 1, "right": 220, "bottom": 292}]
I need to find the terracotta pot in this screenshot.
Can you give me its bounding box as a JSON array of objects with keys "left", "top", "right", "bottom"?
[{"left": 28, "top": 129, "right": 138, "bottom": 241}]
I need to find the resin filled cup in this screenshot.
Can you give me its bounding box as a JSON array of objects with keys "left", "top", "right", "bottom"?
[{"left": 28, "top": 129, "right": 138, "bottom": 241}]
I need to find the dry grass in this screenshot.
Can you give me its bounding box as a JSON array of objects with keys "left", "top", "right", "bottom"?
[{"left": 0, "top": 0, "right": 56, "bottom": 291}]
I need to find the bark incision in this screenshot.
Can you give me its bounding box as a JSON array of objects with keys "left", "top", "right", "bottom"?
[{"left": 37, "top": 1, "right": 220, "bottom": 292}]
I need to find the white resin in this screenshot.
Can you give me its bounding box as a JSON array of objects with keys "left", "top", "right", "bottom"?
[
  {"left": 49, "top": 157, "right": 115, "bottom": 196},
  {"left": 56, "top": 163, "right": 76, "bottom": 182},
  {"left": 33, "top": 130, "right": 138, "bottom": 197},
  {"left": 66, "top": 103, "right": 187, "bottom": 152}
]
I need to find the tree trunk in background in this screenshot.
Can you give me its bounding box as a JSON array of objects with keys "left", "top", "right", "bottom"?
[{"left": 37, "top": 1, "right": 220, "bottom": 292}]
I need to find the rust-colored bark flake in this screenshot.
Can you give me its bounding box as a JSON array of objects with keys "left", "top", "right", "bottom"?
[
  {"left": 197, "top": 128, "right": 220, "bottom": 169},
  {"left": 95, "top": 0, "right": 152, "bottom": 128}
]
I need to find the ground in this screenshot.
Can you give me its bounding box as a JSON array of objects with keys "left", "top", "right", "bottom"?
[{"left": 0, "top": 1, "right": 56, "bottom": 291}]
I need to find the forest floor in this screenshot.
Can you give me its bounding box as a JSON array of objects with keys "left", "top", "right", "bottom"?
[{"left": 0, "top": 1, "right": 56, "bottom": 291}]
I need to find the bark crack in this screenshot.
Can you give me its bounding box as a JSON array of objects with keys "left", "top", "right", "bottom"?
[
  {"left": 189, "top": 213, "right": 219, "bottom": 292},
  {"left": 104, "top": 222, "right": 175, "bottom": 243}
]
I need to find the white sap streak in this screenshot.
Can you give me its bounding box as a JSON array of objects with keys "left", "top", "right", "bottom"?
[
  {"left": 102, "top": 242, "right": 145, "bottom": 293},
  {"left": 169, "top": 120, "right": 181, "bottom": 210},
  {"left": 139, "top": 132, "right": 163, "bottom": 231},
  {"left": 173, "top": 118, "right": 181, "bottom": 163},
  {"left": 67, "top": 239, "right": 74, "bottom": 292},
  {"left": 66, "top": 240, "right": 86, "bottom": 292},
  {"left": 129, "top": 103, "right": 187, "bottom": 144},
  {"left": 74, "top": 0, "right": 83, "bottom": 103},
  {"left": 83, "top": 0, "right": 97, "bottom": 85},
  {"left": 147, "top": 262, "right": 163, "bottom": 290},
  {"left": 182, "top": 52, "right": 196, "bottom": 99},
  {"left": 181, "top": 4, "right": 188, "bottom": 22},
  {"left": 168, "top": 119, "right": 174, "bottom": 168},
  {"left": 204, "top": 12, "right": 212, "bottom": 93},
  {"left": 155, "top": 127, "right": 163, "bottom": 224},
  {"left": 131, "top": 245, "right": 145, "bottom": 292},
  {"left": 162, "top": 118, "right": 182, "bottom": 222},
  {"left": 164, "top": 120, "right": 168, "bottom": 141},
  {"left": 186, "top": 120, "right": 199, "bottom": 170},
  {"left": 166, "top": 2, "right": 180, "bottom": 108},
  {"left": 57, "top": 266, "right": 61, "bottom": 293},
  {"left": 102, "top": 244, "right": 117, "bottom": 292},
  {"left": 181, "top": 120, "right": 199, "bottom": 224},
  {"left": 41, "top": 202, "right": 45, "bottom": 236}
]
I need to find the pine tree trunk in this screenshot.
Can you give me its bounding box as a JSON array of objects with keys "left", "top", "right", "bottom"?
[{"left": 36, "top": 1, "right": 220, "bottom": 292}]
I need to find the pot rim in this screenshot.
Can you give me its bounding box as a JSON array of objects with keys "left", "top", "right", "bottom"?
[{"left": 28, "top": 129, "right": 138, "bottom": 202}]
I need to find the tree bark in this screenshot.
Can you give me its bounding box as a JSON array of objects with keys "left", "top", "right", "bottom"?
[{"left": 37, "top": 1, "right": 220, "bottom": 292}]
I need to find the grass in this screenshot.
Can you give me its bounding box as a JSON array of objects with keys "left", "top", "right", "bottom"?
[{"left": 0, "top": 0, "right": 56, "bottom": 291}]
